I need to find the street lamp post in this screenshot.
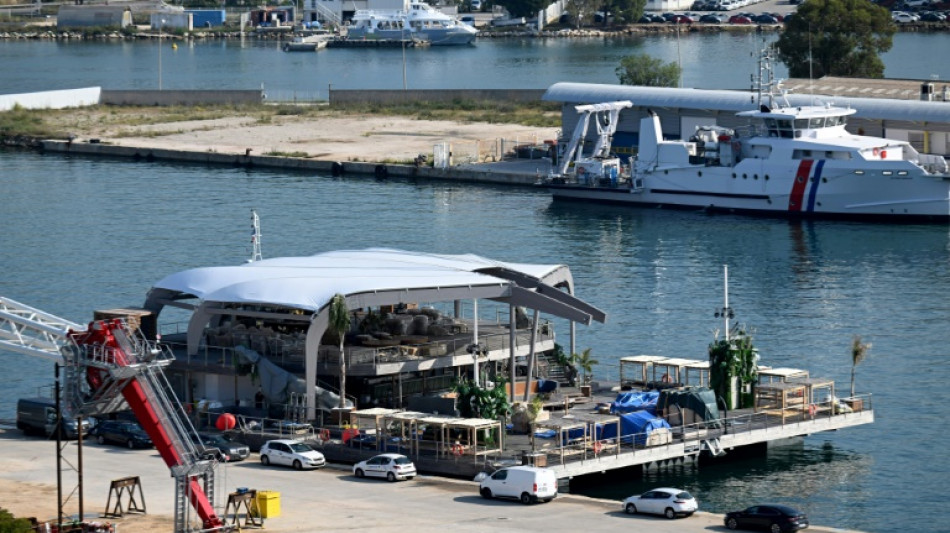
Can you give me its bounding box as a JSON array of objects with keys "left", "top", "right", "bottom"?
[{"left": 158, "top": 18, "right": 165, "bottom": 90}]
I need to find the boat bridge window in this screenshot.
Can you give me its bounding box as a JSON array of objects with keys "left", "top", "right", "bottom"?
[
  {"left": 792, "top": 150, "right": 853, "bottom": 160},
  {"left": 763, "top": 118, "right": 793, "bottom": 138}
]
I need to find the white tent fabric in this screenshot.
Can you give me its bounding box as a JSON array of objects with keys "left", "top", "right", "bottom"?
[{"left": 151, "top": 248, "right": 565, "bottom": 311}]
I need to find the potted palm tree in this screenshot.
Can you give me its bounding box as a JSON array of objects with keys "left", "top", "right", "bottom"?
[
  {"left": 575, "top": 348, "right": 597, "bottom": 397},
  {"left": 849, "top": 335, "right": 871, "bottom": 409}
]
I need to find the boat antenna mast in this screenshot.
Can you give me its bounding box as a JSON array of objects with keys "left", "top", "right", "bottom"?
[
  {"left": 248, "top": 209, "right": 263, "bottom": 263},
  {"left": 751, "top": 45, "right": 788, "bottom": 111}
]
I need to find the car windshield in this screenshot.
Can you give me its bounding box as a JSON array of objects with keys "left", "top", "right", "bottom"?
[
  {"left": 394, "top": 457, "right": 412, "bottom": 465},
  {"left": 676, "top": 491, "right": 693, "bottom": 500},
  {"left": 289, "top": 442, "right": 314, "bottom": 453}
]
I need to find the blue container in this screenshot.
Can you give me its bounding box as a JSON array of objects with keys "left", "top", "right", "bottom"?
[{"left": 187, "top": 9, "right": 226, "bottom": 27}]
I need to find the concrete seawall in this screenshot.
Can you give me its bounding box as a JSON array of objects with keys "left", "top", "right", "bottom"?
[
  {"left": 41, "top": 140, "right": 544, "bottom": 186},
  {"left": 101, "top": 89, "right": 263, "bottom": 106}
]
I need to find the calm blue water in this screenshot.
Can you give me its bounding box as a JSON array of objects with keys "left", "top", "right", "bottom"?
[
  {"left": 1, "top": 32, "right": 949, "bottom": 93},
  {"left": 1, "top": 150, "right": 948, "bottom": 532},
  {"left": 2, "top": 31, "right": 950, "bottom": 532}
]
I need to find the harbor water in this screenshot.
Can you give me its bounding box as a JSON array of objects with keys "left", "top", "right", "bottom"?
[
  {"left": 1, "top": 150, "right": 948, "bottom": 532},
  {"left": 1, "top": 32, "right": 949, "bottom": 93},
  {"left": 2, "top": 31, "right": 950, "bottom": 533}
]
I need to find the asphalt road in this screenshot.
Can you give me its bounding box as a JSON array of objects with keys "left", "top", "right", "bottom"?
[{"left": 0, "top": 430, "right": 861, "bottom": 533}]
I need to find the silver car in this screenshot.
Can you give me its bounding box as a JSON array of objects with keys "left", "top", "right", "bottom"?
[
  {"left": 352, "top": 453, "right": 417, "bottom": 481},
  {"left": 260, "top": 439, "right": 326, "bottom": 470},
  {"left": 623, "top": 487, "right": 698, "bottom": 519}
]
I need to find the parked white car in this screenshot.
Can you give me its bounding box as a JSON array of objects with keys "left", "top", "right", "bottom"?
[
  {"left": 259, "top": 439, "right": 326, "bottom": 470},
  {"left": 892, "top": 11, "right": 919, "bottom": 22},
  {"left": 623, "top": 487, "right": 698, "bottom": 519},
  {"left": 478, "top": 466, "right": 557, "bottom": 504},
  {"left": 352, "top": 453, "right": 417, "bottom": 481}
]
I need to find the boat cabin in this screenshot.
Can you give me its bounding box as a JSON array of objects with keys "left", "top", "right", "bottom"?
[{"left": 738, "top": 104, "right": 856, "bottom": 140}]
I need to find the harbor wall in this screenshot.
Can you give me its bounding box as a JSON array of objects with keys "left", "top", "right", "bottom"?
[
  {"left": 39, "top": 140, "right": 541, "bottom": 186},
  {"left": 329, "top": 89, "right": 546, "bottom": 105},
  {"left": 0, "top": 87, "right": 101, "bottom": 111},
  {"left": 100, "top": 89, "right": 264, "bottom": 106}
]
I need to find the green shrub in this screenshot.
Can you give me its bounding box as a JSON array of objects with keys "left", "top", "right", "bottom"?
[{"left": 0, "top": 507, "right": 33, "bottom": 533}]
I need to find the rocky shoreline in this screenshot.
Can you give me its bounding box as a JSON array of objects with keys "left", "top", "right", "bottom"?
[
  {"left": 3, "top": 17, "right": 950, "bottom": 42},
  {"left": 5, "top": 21, "right": 947, "bottom": 42}
]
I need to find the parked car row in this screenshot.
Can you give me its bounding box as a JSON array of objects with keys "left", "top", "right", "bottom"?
[
  {"left": 14, "top": 406, "right": 812, "bottom": 530},
  {"left": 691, "top": 0, "right": 775, "bottom": 12},
  {"left": 892, "top": 9, "right": 948, "bottom": 21},
  {"left": 638, "top": 11, "right": 787, "bottom": 24}
]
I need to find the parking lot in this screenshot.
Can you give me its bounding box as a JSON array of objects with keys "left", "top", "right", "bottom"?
[{"left": 0, "top": 430, "right": 861, "bottom": 532}]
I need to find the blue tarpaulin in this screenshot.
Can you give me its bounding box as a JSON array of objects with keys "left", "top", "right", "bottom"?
[
  {"left": 610, "top": 391, "right": 659, "bottom": 414},
  {"left": 599, "top": 411, "right": 671, "bottom": 445}
]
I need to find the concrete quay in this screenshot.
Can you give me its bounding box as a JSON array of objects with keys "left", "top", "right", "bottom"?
[
  {"left": 0, "top": 430, "right": 865, "bottom": 533},
  {"left": 41, "top": 139, "right": 551, "bottom": 186}
]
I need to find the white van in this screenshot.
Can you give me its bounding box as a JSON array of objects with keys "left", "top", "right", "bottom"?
[{"left": 478, "top": 466, "right": 557, "bottom": 504}]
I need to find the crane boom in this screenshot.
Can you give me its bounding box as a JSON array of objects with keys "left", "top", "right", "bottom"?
[{"left": 0, "top": 297, "right": 224, "bottom": 531}]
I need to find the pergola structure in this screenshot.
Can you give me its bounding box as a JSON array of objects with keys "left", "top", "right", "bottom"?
[
  {"left": 143, "top": 248, "right": 606, "bottom": 419},
  {"left": 619, "top": 355, "right": 669, "bottom": 388},
  {"left": 534, "top": 411, "right": 621, "bottom": 464},
  {"left": 758, "top": 367, "right": 809, "bottom": 384},
  {"left": 348, "top": 407, "right": 503, "bottom": 459}
]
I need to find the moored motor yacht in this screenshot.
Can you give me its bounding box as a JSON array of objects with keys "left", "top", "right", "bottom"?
[{"left": 345, "top": 0, "right": 478, "bottom": 45}]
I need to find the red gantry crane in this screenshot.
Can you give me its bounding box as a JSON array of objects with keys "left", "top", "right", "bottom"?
[{"left": 0, "top": 296, "right": 224, "bottom": 532}]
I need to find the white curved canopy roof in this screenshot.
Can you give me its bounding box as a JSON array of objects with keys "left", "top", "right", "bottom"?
[{"left": 148, "top": 248, "right": 604, "bottom": 323}]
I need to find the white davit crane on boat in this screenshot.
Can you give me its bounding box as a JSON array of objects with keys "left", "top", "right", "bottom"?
[
  {"left": 0, "top": 296, "right": 225, "bottom": 532},
  {"left": 551, "top": 100, "right": 633, "bottom": 185}
]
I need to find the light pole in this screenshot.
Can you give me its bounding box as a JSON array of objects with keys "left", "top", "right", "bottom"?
[
  {"left": 401, "top": 24, "right": 407, "bottom": 91},
  {"left": 158, "top": 18, "right": 165, "bottom": 90}
]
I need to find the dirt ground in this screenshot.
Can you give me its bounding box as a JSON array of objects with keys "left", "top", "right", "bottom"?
[
  {"left": 67, "top": 112, "right": 559, "bottom": 164},
  {"left": 0, "top": 478, "right": 173, "bottom": 532}
]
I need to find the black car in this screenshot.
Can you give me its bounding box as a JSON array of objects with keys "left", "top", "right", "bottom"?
[
  {"left": 93, "top": 420, "right": 154, "bottom": 449},
  {"left": 193, "top": 433, "right": 251, "bottom": 462},
  {"left": 752, "top": 14, "right": 779, "bottom": 23},
  {"left": 700, "top": 14, "right": 724, "bottom": 23},
  {"left": 724, "top": 504, "right": 809, "bottom": 533}
]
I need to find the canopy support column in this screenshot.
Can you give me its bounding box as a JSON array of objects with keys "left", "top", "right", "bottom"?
[
  {"left": 509, "top": 304, "right": 516, "bottom": 402},
  {"left": 523, "top": 309, "right": 539, "bottom": 403}
]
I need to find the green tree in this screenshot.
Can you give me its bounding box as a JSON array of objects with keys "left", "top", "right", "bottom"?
[
  {"left": 775, "top": 0, "right": 895, "bottom": 79},
  {"left": 599, "top": 0, "right": 646, "bottom": 25},
  {"left": 504, "top": 0, "right": 548, "bottom": 18},
  {"left": 328, "top": 294, "right": 351, "bottom": 409},
  {"left": 454, "top": 379, "right": 511, "bottom": 420},
  {"left": 574, "top": 348, "right": 598, "bottom": 385},
  {"left": 849, "top": 335, "right": 871, "bottom": 397},
  {"left": 708, "top": 327, "right": 758, "bottom": 410},
  {"left": 616, "top": 53, "right": 681, "bottom": 87}
]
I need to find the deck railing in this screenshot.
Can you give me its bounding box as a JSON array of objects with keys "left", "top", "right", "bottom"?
[
  {"left": 162, "top": 320, "right": 555, "bottom": 377},
  {"left": 529, "top": 392, "right": 875, "bottom": 469}
]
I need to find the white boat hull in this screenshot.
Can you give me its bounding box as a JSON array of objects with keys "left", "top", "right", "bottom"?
[
  {"left": 346, "top": 27, "right": 475, "bottom": 45},
  {"left": 550, "top": 159, "right": 950, "bottom": 221}
]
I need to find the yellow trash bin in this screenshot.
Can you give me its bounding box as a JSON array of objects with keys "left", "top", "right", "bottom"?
[{"left": 255, "top": 490, "right": 281, "bottom": 518}]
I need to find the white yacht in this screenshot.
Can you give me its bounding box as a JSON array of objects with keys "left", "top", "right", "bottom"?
[{"left": 345, "top": 0, "right": 477, "bottom": 45}]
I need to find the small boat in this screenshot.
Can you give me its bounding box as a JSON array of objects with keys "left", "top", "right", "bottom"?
[
  {"left": 345, "top": 0, "right": 477, "bottom": 46},
  {"left": 543, "top": 48, "right": 950, "bottom": 221},
  {"left": 283, "top": 36, "right": 328, "bottom": 52}
]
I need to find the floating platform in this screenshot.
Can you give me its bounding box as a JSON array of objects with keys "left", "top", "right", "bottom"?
[{"left": 328, "top": 38, "right": 429, "bottom": 48}]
